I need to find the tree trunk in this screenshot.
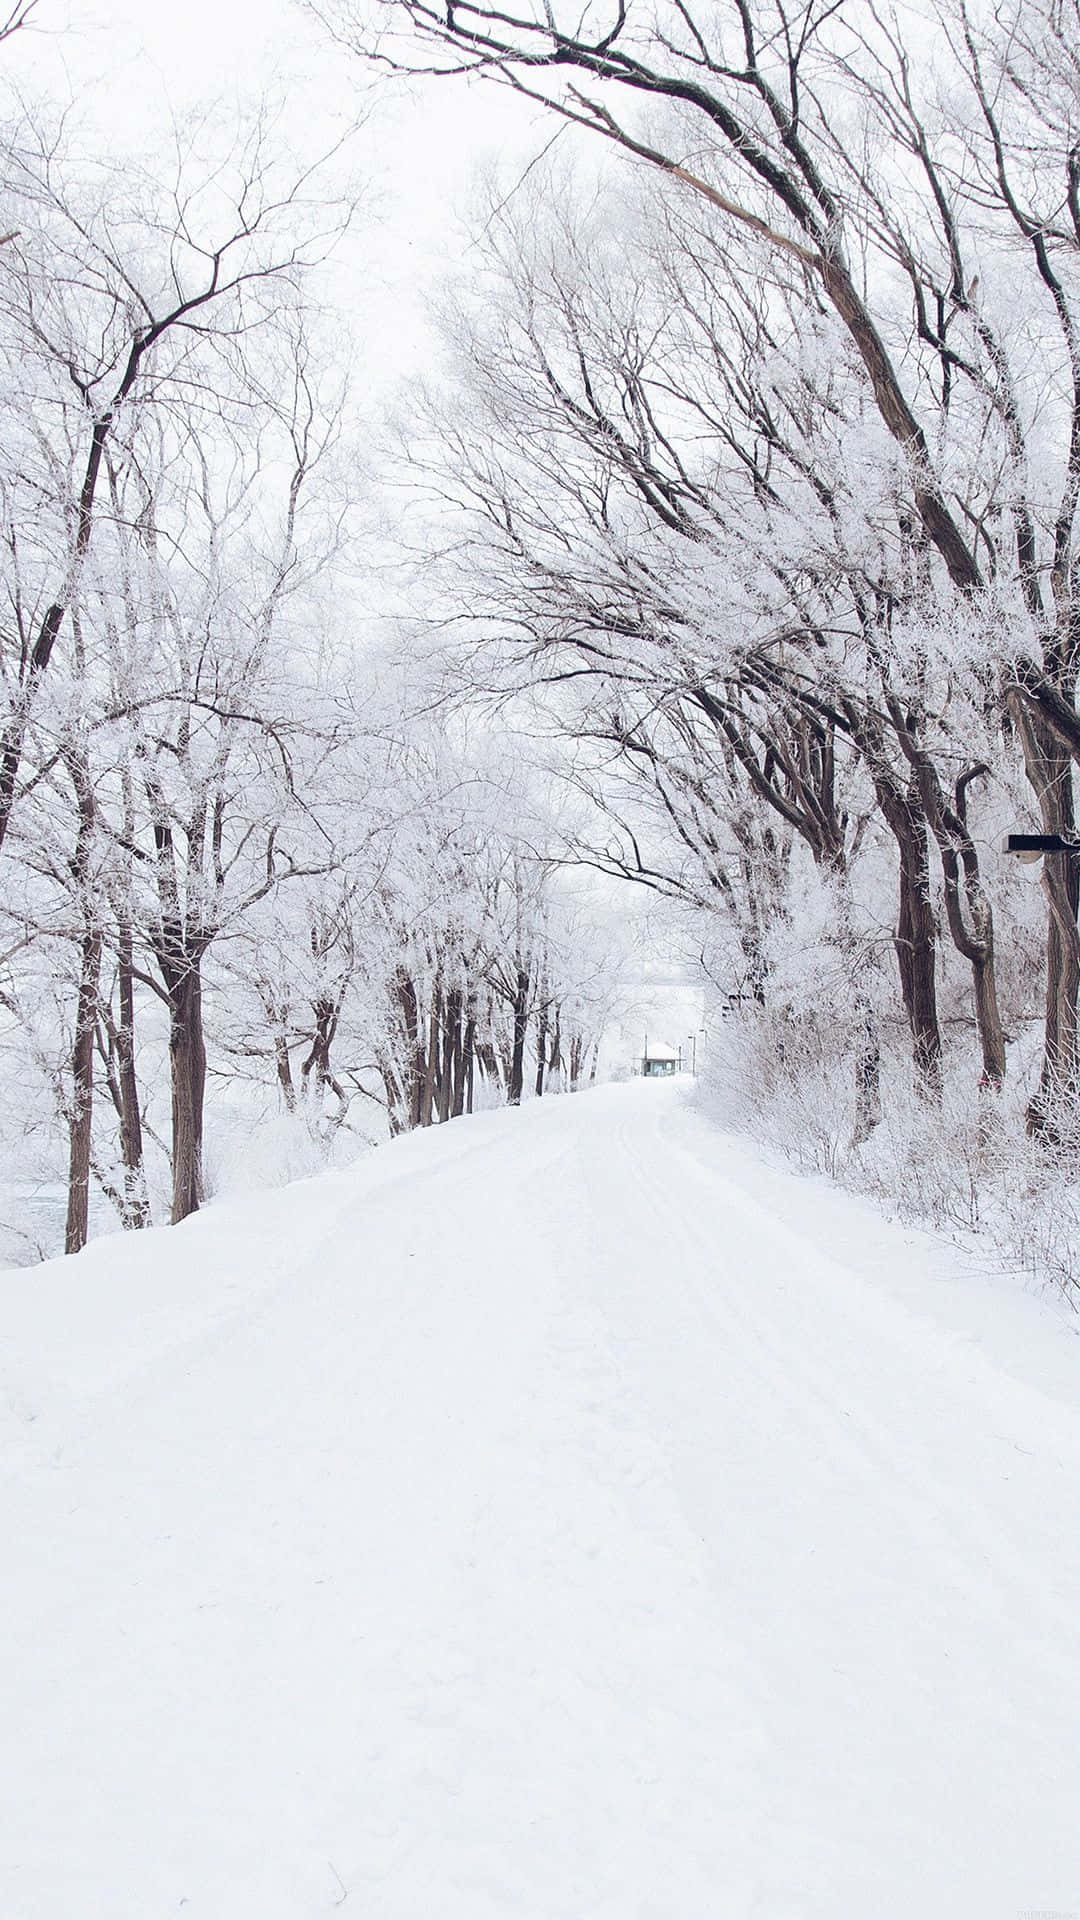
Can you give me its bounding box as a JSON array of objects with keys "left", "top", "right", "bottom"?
[
  {"left": 548, "top": 1008, "right": 562, "bottom": 1090},
  {"left": 302, "top": 996, "right": 334, "bottom": 1096},
  {"left": 449, "top": 990, "right": 464, "bottom": 1117},
  {"left": 419, "top": 985, "right": 440, "bottom": 1127},
  {"left": 393, "top": 970, "right": 424, "bottom": 1130},
  {"left": 65, "top": 924, "right": 102, "bottom": 1254},
  {"left": 263, "top": 984, "right": 296, "bottom": 1113},
  {"left": 438, "top": 986, "right": 460, "bottom": 1124},
  {"left": 380, "top": 1059, "right": 406, "bottom": 1135},
  {"left": 1036, "top": 845, "right": 1080, "bottom": 1134},
  {"left": 901, "top": 747, "right": 1006, "bottom": 1093},
  {"left": 935, "top": 844, "right": 1006, "bottom": 1092},
  {"left": 860, "top": 746, "right": 942, "bottom": 1099},
  {"left": 168, "top": 960, "right": 207, "bottom": 1224},
  {"left": 508, "top": 964, "right": 530, "bottom": 1106},
  {"left": 1011, "top": 698, "right": 1080, "bottom": 1135},
  {"left": 851, "top": 993, "right": 881, "bottom": 1147},
  {"left": 895, "top": 821, "right": 942, "bottom": 1096},
  {"left": 275, "top": 1033, "right": 297, "bottom": 1112},
  {"left": 534, "top": 992, "right": 549, "bottom": 1098},
  {"left": 115, "top": 922, "right": 151, "bottom": 1226},
  {"left": 463, "top": 1011, "right": 476, "bottom": 1115},
  {"left": 301, "top": 994, "right": 348, "bottom": 1140},
  {"left": 847, "top": 709, "right": 943, "bottom": 1098},
  {"left": 452, "top": 993, "right": 473, "bottom": 1119},
  {"left": 475, "top": 1036, "right": 500, "bottom": 1088},
  {"left": 834, "top": 867, "right": 883, "bottom": 1147},
  {"left": 64, "top": 746, "right": 102, "bottom": 1254}
]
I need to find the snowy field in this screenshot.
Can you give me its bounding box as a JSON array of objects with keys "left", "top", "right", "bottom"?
[{"left": 3, "top": 1079, "right": 1079, "bottom": 1920}]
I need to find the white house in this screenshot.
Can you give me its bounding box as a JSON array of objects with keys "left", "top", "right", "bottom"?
[{"left": 641, "top": 1043, "right": 679, "bottom": 1078}]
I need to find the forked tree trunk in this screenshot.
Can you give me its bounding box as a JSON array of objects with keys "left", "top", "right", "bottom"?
[
  {"left": 302, "top": 996, "right": 333, "bottom": 1097},
  {"left": 302, "top": 994, "right": 348, "bottom": 1128},
  {"left": 937, "top": 856, "right": 1006, "bottom": 1092},
  {"left": 301, "top": 994, "right": 349, "bottom": 1140},
  {"left": 904, "top": 751, "right": 1006, "bottom": 1093},
  {"left": 475, "top": 1036, "right": 500, "bottom": 1088},
  {"left": 260, "top": 985, "right": 297, "bottom": 1113}
]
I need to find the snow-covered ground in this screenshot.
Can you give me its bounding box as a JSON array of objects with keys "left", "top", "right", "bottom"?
[{"left": 3, "top": 1080, "right": 1079, "bottom": 1919}]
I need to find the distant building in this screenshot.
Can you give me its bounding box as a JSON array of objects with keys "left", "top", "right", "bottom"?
[{"left": 641, "top": 1044, "right": 679, "bottom": 1078}]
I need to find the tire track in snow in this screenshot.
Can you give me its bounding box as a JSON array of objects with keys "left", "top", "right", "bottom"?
[
  {"left": 564, "top": 1087, "right": 1080, "bottom": 1916},
  {"left": 3, "top": 1081, "right": 1080, "bottom": 1919}
]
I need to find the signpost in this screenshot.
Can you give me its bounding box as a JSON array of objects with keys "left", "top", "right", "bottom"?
[{"left": 1003, "top": 833, "right": 1079, "bottom": 863}]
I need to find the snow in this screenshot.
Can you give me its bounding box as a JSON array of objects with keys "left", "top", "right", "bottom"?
[{"left": 3, "top": 1079, "right": 1079, "bottom": 1919}]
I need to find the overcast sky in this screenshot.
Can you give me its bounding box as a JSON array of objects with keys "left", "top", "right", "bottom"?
[{"left": 3, "top": 0, "right": 565, "bottom": 391}]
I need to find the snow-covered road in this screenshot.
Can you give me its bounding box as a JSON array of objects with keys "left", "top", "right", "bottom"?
[{"left": 3, "top": 1081, "right": 1079, "bottom": 1919}]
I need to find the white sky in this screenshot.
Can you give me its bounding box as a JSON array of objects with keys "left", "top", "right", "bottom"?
[{"left": 4, "top": 0, "right": 567, "bottom": 393}]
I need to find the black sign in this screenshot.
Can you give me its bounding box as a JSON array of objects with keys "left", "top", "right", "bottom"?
[{"left": 1005, "top": 833, "right": 1078, "bottom": 855}]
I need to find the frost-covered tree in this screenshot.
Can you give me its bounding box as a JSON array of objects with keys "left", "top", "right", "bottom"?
[{"left": 326, "top": 0, "right": 1080, "bottom": 1146}]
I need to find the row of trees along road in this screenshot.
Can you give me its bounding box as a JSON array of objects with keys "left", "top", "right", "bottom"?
[
  {"left": 326, "top": 0, "right": 1080, "bottom": 1164},
  {"left": 0, "top": 57, "right": 618, "bottom": 1260},
  {"left": 14, "top": 0, "right": 1080, "bottom": 1262}
]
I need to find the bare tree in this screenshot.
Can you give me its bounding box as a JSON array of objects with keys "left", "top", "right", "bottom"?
[
  {"left": 0, "top": 106, "right": 349, "bottom": 858},
  {"left": 329, "top": 0, "right": 1080, "bottom": 1127}
]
